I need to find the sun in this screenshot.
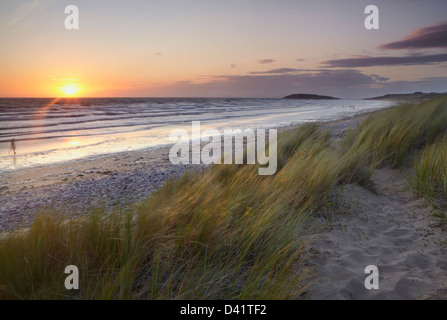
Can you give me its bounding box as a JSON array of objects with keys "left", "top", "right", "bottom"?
[{"left": 59, "top": 83, "right": 81, "bottom": 96}]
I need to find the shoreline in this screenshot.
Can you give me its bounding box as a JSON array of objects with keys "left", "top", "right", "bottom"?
[
  {"left": 0, "top": 107, "right": 391, "bottom": 233},
  {"left": 0, "top": 106, "right": 389, "bottom": 191}
]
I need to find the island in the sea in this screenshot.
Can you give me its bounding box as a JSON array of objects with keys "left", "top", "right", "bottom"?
[{"left": 282, "top": 93, "right": 340, "bottom": 100}]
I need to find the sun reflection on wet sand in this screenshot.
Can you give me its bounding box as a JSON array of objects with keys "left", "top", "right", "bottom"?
[{"left": 69, "top": 139, "right": 80, "bottom": 146}]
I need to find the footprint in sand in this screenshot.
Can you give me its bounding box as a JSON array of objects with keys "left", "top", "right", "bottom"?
[{"left": 309, "top": 167, "right": 447, "bottom": 300}]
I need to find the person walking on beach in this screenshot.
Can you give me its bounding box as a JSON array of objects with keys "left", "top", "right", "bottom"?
[
  {"left": 10, "top": 138, "right": 17, "bottom": 166},
  {"left": 11, "top": 138, "right": 16, "bottom": 155}
]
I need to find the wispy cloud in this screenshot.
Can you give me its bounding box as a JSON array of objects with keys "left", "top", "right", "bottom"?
[
  {"left": 257, "top": 59, "right": 276, "bottom": 64},
  {"left": 379, "top": 20, "right": 447, "bottom": 50},
  {"left": 321, "top": 53, "right": 447, "bottom": 67},
  {"left": 249, "top": 68, "right": 304, "bottom": 75},
  {"left": 9, "top": 0, "right": 56, "bottom": 27}
]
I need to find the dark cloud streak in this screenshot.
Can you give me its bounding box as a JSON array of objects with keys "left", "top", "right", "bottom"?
[
  {"left": 379, "top": 21, "right": 447, "bottom": 50},
  {"left": 257, "top": 59, "right": 276, "bottom": 64},
  {"left": 135, "top": 70, "right": 391, "bottom": 98},
  {"left": 321, "top": 53, "right": 447, "bottom": 67},
  {"left": 249, "top": 68, "right": 304, "bottom": 75}
]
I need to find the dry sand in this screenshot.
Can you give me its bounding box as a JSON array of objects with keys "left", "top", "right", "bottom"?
[
  {"left": 0, "top": 144, "right": 174, "bottom": 194},
  {"left": 0, "top": 144, "right": 203, "bottom": 231},
  {"left": 308, "top": 168, "right": 447, "bottom": 300}
]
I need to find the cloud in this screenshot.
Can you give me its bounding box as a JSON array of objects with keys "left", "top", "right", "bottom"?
[
  {"left": 102, "top": 68, "right": 447, "bottom": 99},
  {"left": 9, "top": 0, "right": 56, "bottom": 27},
  {"left": 321, "top": 53, "right": 447, "bottom": 67},
  {"left": 348, "top": 55, "right": 371, "bottom": 58},
  {"left": 363, "top": 76, "right": 447, "bottom": 97},
  {"left": 231, "top": 64, "right": 237, "bottom": 68},
  {"left": 379, "top": 20, "right": 447, "bottom": 50},
  {"left": 117, "top": 69, "right": 391, "bottom": 98},
  {"left": 257, "top": 59, "right": 276, "bottom": 64},
  {"left": 322, "top": 21, "right": 447, "bottom": 68},
  {"left": 249, "top": 68, "right": 304, "bottom": 75}
]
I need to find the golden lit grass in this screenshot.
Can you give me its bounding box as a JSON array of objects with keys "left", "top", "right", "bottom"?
[
  {"left": 0, "top": 95, "right": 446, "bottom": 299},
  {"left": 345, "top": 95, "right": 447, "bottom": 168},
  {"left": 409, "top": 138, "right": 447, "bottom": 214},
  {"left": 0, "top": 124, "right": 330, "bottom": 299}
]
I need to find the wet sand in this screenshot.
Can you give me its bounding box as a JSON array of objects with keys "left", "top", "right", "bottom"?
[{"left": 0, "top": 111, "right": 376, "bottom": 232}]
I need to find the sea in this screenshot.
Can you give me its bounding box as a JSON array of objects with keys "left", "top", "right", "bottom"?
[{"left": 0, "top": 97, "right": 393, "bottom": 171}]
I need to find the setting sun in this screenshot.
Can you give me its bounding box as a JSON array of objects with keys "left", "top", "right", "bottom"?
[{"left": 59, "top": 83, "right": 81, "bottom": 96}]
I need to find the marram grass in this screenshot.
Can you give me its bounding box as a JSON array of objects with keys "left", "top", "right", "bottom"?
[
  {"left": 0, "top": 95, "right": 446, "bottom": 299},
  {"left": 409, "top": 137, "right": 447, "bottom": 210}
]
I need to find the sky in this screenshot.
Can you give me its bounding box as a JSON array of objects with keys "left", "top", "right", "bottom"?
[{"left": 0, "top": 0, "right": 446, "bottom": 98}]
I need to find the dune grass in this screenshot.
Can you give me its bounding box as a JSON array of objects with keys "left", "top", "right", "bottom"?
[
  {"left": 0, "top": 124, "right": 335, "bottom": 299},
  {"left": 409, "top": 138, "right": 447, "bottom": 214},
  {"left": 344, "top": 95, "right": 447, "bottom": 168},
  {"left": 0, "top": 95, "right": 446, "bottom": 299},
  {"left": 348, "top": 95, "right": 447, "bottom": 192},
  {"left": 346, "top": 95, "right": 447, "bottom": 223}
]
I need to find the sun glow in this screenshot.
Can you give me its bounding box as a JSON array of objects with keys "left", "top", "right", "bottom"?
[
  {"left": 69, "top": 140, "right": 79, "bottom": 146},
  {"left": 59, "top": 83, "right": 81, "bottom": 96}
]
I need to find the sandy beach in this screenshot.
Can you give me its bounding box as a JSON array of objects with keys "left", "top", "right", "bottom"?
[
  {"left": 0, "top": 110, "right": 373, "bottom": 232},
  {"left": 1, "top": 105, "right": 446, "bottom": 300},
  {"left": 0, "top": 145, "right": 203, "bottom": 232}
]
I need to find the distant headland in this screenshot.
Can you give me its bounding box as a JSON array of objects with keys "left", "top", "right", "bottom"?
[
  {"left": 364, "top": 92, "right": 445, "bottom": 101},
  {"left": 282, "top": 94, "right": 340, "bottom": 100}
]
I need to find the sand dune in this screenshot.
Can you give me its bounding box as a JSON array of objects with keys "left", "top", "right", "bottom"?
[{"left": 309, "top": 168, "right": 447, "bottom": 300}]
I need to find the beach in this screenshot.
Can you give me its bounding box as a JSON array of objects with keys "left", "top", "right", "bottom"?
[
  {"left": 1, "top": 99, "right": 446, "bottom": 300},
  {"left": 2, "top": 0, "right": 447, "bottom": 304},
  {"left": 0, "top": 98, "right": 393, "bottom": 172},
  {"left": 0, "top": 144, "right": 197, "bottom": 232},
  {"left": 0, "top": 100, "right": 386, "bottom": 232},
  {"left": 0, "top": 111, "right": 368, "bottom": 233}
]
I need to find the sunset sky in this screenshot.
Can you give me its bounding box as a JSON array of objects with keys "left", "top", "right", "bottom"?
[{"left": 1, "top": 0, "right": 446, "bottom": 98}]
